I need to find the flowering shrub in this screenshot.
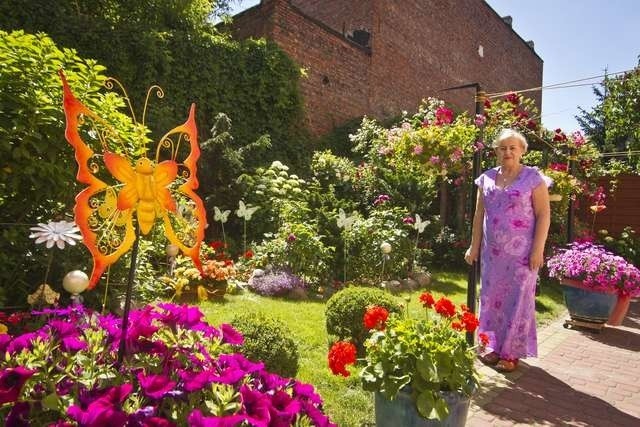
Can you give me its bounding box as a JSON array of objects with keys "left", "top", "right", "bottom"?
[
  {"left": 247, "top": 268, "right": 307, "bottom": 297},
  {"left": 388, "top": 98, "right": 478, "bottom": 178},
  {"left": 328, "top": 293, "right": 480, "bottom": 421},
  {"left": 0, "top": 304, "right": 335, "bottom": 426},
  {"left": 252, "top": 221, "right": 333, "bottom": 286},
  {"left": 547, "top": 242, "right": 640, "bottom": 297}
]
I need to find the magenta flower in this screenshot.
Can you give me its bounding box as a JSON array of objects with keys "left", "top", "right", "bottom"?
[
  {"left": 434, "top": 107, "right": 453, "bottom": 125},
  {"left": 137, "top": 372, "right": 176, "bottom": 400},
  {"left": 402, "top": 216, "right": 415, "bottom": 225},
  {"left": 286, "top": 233, "right": 297, "bottom": 243},
  {"left": 429, "top": 155, "right": 440, "bottom": 165},
  {"left": 7, "top": 331, "right": 48, "bottom": 354},
  {"left": 0, "top": 334, "right": 11, "bottom": 354},
  {"left": 155, "top": 303, "right": 204, "bottom": 330},
  {"left": 6, "top": 401, "right": 30, "bottom": 426},
  {"left": 572, "top": 131, "right": 586, "bottom": 147},
  {"left": 187, "top": 409, "right": 246, "bottom": 427},
  {"left": 220, "top": 324, "right": 243, "bottom": 346},
  {"left": 0, "top": 367, "right": 35, "bottom": 404},
  {"left": 474, "top": 114, "right": 486, "bottom": 127},
  {"left": 412, "top": 145, "right": 423, "bottom": 155},
  {"left": 239, "top": 385, "right": 271, "bottom": 427},
  {"left": 373, "top": 194, "right": 391, "bottom": 206},
  {"left": 1, "top": 303, "right": 336, "bottom": 425},
  {"left": 49, "top": 319, "right": 87, "bottom": 352},
  {"left": 269, "top": 390, "right": 301, "bottom": 426},
  {"left": 293, "top": 382, "right": 323, "bottom": 405},
  {"left": 179, "top": 369, "right": 213, "bottom": 393},
  {"left": 67, "top": 384, "right": 133, "bottom": 427}
]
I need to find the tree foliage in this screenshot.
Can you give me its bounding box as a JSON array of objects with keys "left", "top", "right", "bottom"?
[
  {"left": 0, "top": 30, "right": 139, "bottom": 301},
  {"left": 577, "top": 59, "right": 640, "bottom": 171}
]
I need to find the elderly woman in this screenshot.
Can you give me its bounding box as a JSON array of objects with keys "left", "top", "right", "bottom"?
[{"left": 464, "top": 128, "right": 551, "bottom": 372}]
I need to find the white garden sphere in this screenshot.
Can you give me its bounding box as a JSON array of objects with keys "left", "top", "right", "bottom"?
[
  {"left": 166, "top": 244, "right": 180, "bottom": 257},
  {"left": 62, "top": 270, "right": 89, "bottom": 295},
  {"left": 380, "top": 242, "right": 392, "bottom": 254}
]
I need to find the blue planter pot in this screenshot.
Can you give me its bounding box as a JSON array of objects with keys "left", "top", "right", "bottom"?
[
  {"left": 562, "top": 284, "right": 616, "bottom": 323},
  {"left": 375, "top": 389, "right": 471, "bottom": 427}
]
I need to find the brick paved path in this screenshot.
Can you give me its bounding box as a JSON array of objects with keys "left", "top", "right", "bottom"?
[{"left": 467, "top": 299, "right": 640, "bottom": 426}]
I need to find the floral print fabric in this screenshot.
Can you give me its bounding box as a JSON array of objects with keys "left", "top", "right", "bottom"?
[{"left": 475, "top": 166, "right": 552, "bottom": 359}]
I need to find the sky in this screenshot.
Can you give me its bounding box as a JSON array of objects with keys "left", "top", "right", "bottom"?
[{"left": 229, "top": 1, "right": 640, "bottom": 133}]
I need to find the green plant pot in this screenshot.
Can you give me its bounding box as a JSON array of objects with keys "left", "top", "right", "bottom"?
[{"left": 375, "top": 389, "right": 471, "bottom": 427}]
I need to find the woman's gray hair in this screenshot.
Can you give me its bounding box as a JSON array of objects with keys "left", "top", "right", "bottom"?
[{"left": 493, "top": 128, "right": 528, "bottom": 151}]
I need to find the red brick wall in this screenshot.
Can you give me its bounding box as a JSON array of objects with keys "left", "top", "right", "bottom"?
[
  {"left": 231, "top": 0, "right": 543, "bottom": 135},
  {"left": 228, "top": 1, "right": 274, "bottom": 40},
  {"left": 291, "top": 0, "right": 373, "bottom": 39},
  {"left": 367, "top": 0, "right": 542, "bottom": 117}
]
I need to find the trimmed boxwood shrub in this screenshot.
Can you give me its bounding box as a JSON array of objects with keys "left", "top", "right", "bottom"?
[
  {"left": 325, "top": 286, "right": 401, "bottom": 354},
  {"left": 231, "top": 311, "right": 299, "bottom": 378}
]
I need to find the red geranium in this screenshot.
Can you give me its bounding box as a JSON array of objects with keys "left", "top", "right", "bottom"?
[
  {"left": 419, "top": 292, "right": 435, "bottom": 308},
  {"left": 363, "top": 306, "right": 389, "bottom": 331},
  {"left": 327, "top": 341, "right": 356, "bottom": 377},
  {"left": 479, "top": 332, "right": 490, "bottom": 346},
  {"left": 208, "top": 240, "right": 225, "bottom": 250},
  {"left": 434, "top": 297, "right": 456, "bottom": 318},
  {"left": 461, "top": 311, "right": 479, "bottom": 333}
]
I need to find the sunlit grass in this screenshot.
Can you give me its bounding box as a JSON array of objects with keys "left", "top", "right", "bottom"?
[{"left": 201, "top": 270, "right": 565, "bottom": 426}]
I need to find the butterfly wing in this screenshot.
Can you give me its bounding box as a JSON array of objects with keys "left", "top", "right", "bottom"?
[
  {"left": 245, "top": 206, "right": 259, "bottom": 221},
  {"left": 236, "top": 200, "right": 247, "bottom": 218},
  {"left": 60, "top": 71, "right": 136, "bottom": 289},
  {"left": 160, "top": 104, "right": 207, "bottom": 274}
]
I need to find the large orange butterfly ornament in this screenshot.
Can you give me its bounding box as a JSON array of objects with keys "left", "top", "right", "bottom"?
[{"left": 59, "top": 71, "right": 207, "bottom": 289}]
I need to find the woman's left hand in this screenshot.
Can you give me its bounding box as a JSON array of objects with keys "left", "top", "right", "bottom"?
[{"left": 529, "top": 250, "right": 544, "bottom": 271}]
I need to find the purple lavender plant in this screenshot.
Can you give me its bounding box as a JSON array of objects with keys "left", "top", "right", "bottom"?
[{"left": 248, "top": 269, "right": 307, "bottom": 297}]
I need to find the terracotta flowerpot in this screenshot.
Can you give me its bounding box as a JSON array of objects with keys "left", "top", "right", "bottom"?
[{"left": 607, "top": 295, "right": 631, "bottom": 326}]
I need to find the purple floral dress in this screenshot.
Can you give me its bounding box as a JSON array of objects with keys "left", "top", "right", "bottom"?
[{"left": 475, "top": 166, "right": 552, "bottom": 360}]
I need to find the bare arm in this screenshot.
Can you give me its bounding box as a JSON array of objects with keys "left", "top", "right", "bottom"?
[
  {"left": 465, "top": 189, "right": 484, "bottom": 264},
  {"left": 529, "top": 182, "right": 551, "bottom": 270}
]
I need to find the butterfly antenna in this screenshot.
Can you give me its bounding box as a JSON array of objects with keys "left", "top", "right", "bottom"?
[
  {"left": 105, "top": 77, "right": 138, "bottom": 125},
  {"left": 142, "top": 85, "right": 164, "bottom": 128}
]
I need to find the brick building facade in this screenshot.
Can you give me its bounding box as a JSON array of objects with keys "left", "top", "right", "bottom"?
[{"left": 231, "top": 0, "right": 543, "bottom": 135}]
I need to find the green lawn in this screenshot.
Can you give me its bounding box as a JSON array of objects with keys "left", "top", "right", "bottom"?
[{"left": 201, "top": 270, "right": 565, "bottom": 427}]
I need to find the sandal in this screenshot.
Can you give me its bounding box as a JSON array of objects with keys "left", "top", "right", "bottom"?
[
  {"left": 479, "top": 352, "right": 500, "bottom": 365},
  {"left": 495, "top": 359, "right": 519, "bottom": 373}
]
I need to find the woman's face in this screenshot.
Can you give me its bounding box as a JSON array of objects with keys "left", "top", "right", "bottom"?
[{"left": 495, "top": 137, "right": 525, "bottom": 167}]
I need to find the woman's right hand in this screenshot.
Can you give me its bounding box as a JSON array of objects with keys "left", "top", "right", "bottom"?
[{"left": 464, "top": 247, "right": 479, "bottom": 265}]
